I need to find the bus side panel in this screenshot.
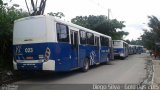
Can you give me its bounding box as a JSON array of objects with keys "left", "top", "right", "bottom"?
[
  {"left": 87, "top": 45, "right": 100, "bottom": 65},
  {"left": 49, "top": 43, "right": 73, "bottom": 71},
  {"left": 79, "top": 45, "right": 100, "bottom": 67},
  {"left": 100, "top": 46, "right": 109, "bottom": 62},
  {"left": 79, "top": 45, "right": 86, "bottom": 67}
]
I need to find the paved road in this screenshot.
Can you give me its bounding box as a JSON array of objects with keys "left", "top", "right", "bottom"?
[{"left": 14, "top": 53, "right": 147, "bottom": 85}]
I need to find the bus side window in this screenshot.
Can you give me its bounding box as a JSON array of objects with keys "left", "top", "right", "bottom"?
[
  {"left": 94, "top": 36, "right": 99, "bottom": 46},
  {"left": 56, "top": 23, "right": 69, "bottom": 42},
  {"left": 100, "top": 36, "right": 104, "bottom": 46},
  {"left": 106, "top": 38, "right": 109, "bottom": 47},
  {"left": 79, "top": 30, "right": 86, "bottom": 44},
  {"left": 100, "top": 36, "right": 109, "bottom": 47},
  {"left": 87, "top": 32, "right": 94, "bottom": 45}
]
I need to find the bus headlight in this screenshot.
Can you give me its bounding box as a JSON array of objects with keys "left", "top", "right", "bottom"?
[
  {"left": 120, "top": 53, "right": 124, "bottom": 56},
  {"left": 44, "top": 47, "right": 51, "bottom": 62},
  {"left": 119, "top": 51, "right": 124, "bottom": 56}
]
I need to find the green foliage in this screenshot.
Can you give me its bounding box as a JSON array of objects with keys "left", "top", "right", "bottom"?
[
  {"left": 71, "top": 15, "right": 128, "bottom": 40},
  {"left": 129, "top": 39, "right": 143, "bottom": 45},
  {"left": 48, "top": 12, "right": 65, "bottom": 18},
  {"left": 124, "top": 39, "right": 131, "bottom": 44},
  {"left": 141, "top": 16, "right": 160, "bottom": 50},
  {"left": 141, "top": 30, "right": 155, "bottom": 49},
  {"left": 0, "top": 0, "right": 28, "bottom": 70}
]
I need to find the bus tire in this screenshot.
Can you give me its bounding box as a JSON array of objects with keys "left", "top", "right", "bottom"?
[{"left": 81, "top": 58, "right": 89, "bottom": 72}]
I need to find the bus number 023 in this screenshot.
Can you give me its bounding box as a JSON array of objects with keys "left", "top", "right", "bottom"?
[{"left": 25, "top": 48, "right": 33, "bottom": 53}]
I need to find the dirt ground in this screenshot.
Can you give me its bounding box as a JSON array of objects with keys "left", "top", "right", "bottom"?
[
  {"left": 151, "top": 58, "right": 160, "bottom": 90},
  {"left": 152, "top": 60, "right": 160, "bottom": 84}
]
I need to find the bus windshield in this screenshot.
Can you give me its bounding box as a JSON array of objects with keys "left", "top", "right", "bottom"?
[
  {"left": 113, "top": 41, "right": 122, "bottom": 48},
  {"left": 113, "top": 41, "right": 121, "bottom": 46}
]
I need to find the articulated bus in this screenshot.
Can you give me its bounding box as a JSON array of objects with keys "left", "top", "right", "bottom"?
[
  {"left": 13, "top": 15, "right": 112, "bottom": 72},
  {"left": 112, "top": 40, "right": 129, "bottom": 59}
]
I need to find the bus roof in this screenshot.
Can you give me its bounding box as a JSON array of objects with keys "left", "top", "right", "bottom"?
[{"left": 14, "top": 15, "right": 111, "bottom": 39}]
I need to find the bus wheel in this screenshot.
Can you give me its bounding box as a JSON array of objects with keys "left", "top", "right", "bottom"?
[{"left": 81, "top": 58, "right": 89, "bottom": 72}]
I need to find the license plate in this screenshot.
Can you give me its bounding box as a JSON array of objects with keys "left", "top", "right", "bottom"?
[{"left": 26, "top": 56, "right": 33, "bottom": 60}]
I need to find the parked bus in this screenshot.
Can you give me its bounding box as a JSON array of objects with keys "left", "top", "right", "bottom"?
[
  {"left": 128, "top": 45, "right": 134, "bottom": 55},
  {"left": 13, "top": 15, "right": 112, "bottom": 72},
  {"left": 132, "top": 45, "right": 137, "bottom": 54},
  {"left": 112, "top": 40, "right": 129, "bottom": 59},
  {"left": 136, "top": 45, "right": 143, "bottom": 54}
]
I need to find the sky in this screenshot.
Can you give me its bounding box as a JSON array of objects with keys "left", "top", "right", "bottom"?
[{"left": 9, "top": 0, "right": 160, "bottom": 40}]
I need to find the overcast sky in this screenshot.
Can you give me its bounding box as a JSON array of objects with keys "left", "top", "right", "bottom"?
[{"left": 9, "top": 0, "right": 160, "bottom": 40}]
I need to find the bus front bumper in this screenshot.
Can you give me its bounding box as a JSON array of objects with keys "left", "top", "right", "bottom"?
[{"left": 114, "top": 53, "right": 124, "bottom": 57}]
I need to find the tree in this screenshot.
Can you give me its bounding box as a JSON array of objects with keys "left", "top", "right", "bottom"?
[
  {"left": 48, "top": 12, "right": 65, "bottom": 18},
  {"left": 71, "top": 15, "right": 128, "bottom": 39},
  {"left": 148, "top": 16, "right": 160, "bottom": 42},
  {"left": 0, "top": 0, "right": 28, "bottom": 70},
  {"left": 124, "top": 39, "right": 131, "bottom": 44},
  {"left": 141, "top": 16, "right": 160, "bottom": 50},
  {"left": 129, "top": 39, "right": 143, "bottom": 45},
  {"left": 25, "top": 0, "right": 47, "bottom": 16},
  {"left": 141, "top": 30, "right": 155, "bottom": 49}
]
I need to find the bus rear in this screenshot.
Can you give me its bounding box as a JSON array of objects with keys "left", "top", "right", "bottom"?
[{"left": 13, "top": 16, "right": 55, "bottom": 71}]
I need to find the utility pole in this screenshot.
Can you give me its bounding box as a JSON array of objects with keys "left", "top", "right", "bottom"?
[
  {"left": 108, "top": 9, "right": 110, "bottom": 20},
  {"left": 107, "top": 8, "right": 111, "bottom": 31}
]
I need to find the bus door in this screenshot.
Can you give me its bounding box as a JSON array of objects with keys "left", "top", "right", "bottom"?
[
  {"left": 95, "top": 36, "right": 100, "bottom": 62},
  {"left": 70, "top": 30, "right": 79, "bottom": 68}
]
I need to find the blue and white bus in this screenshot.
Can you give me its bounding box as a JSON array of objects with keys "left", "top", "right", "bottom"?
[
  {"left": 128, "top": 45, "right": 133, "bottom": 55},
  {"left": 128, "top": 45, "right": 137, "bottom": 55},
  {"left": 112, "top": 40, "right": 128, "bottom": 59},
  {"left": 136, "top": 45, "right": 144, "bottom": 54},
  {"left": 13, "top": 15, "right": 112, "bottom": 72},
  {"left": 132, "top": 45, "right": 137, "bottom": 54}
]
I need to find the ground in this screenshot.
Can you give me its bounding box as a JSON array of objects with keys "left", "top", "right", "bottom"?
[
  {"left": 152, "top": 59, "right": 160, "bottom": 90},
  {"left": 4, "top": 53, "right": 148, "bottom": 90}
]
